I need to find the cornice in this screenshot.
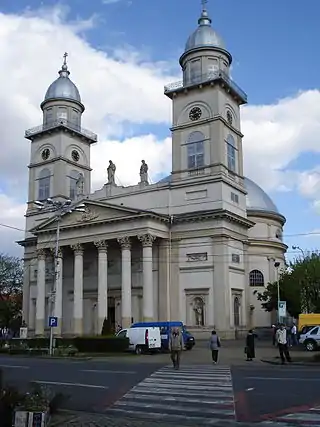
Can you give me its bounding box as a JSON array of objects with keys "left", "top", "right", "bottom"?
[
  {"left": 17, "top": 237, "right": 37, "bottom": 247},
  {"left": 32, "top": 212, "right": 170, "bottom": 236},
  {"left": 175, "top": 208, "right": 255, "bottom": 229},
  {"left": 170, "top": 115, "right": 243, "bottom": 138},
  {"left": 28, "top": 155, "right": 92, "bottom": 171},
  {"left": 248, "top": 239, "right": 288, "bottom": 251},
  {"left": 247, "top": 209, "right": 286, "bottom": 225}
]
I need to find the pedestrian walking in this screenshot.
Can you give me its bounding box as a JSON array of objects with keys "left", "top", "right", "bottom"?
[
  {"left": 169, "top": 327, "right": 183, "bottom": 370},
  {"left": 276, "top": 323, "right": 292, "bottom": 364},
  {"left": 245, "top": 329, "right": 255, "bottom": 361},
  {"left": 209, "top": 330, "right": 221, "bottom": 364},
  {"left": 291, "top": 323, "right": 298, "bottom": 346}
]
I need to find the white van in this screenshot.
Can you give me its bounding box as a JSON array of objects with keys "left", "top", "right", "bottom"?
[{"left": 116, "top": 327, "right": 161, "bottom": 354}]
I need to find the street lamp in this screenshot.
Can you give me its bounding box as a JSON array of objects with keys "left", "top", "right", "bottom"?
[
  {"left": 274, "top": 261, "right": 281, "bottom": 323},
  {"left": 292, "top": 245, "right": 305, "bottom": 258},
  {"left": 35, "top": 198, "right": 86, "bottom": 355}
]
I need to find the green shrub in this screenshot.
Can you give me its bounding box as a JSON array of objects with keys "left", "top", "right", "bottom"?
[{"left": 73, "top": 336, "right": 129, "bottom": 353}]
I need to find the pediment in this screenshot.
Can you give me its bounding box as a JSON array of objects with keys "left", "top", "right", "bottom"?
[{"left": 32, "top": 200, "right": 152, "bottom": 233}]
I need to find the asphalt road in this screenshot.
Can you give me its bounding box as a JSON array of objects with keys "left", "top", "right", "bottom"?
[
  {"left": 232, "top": 364, "right": 320, "bottom": 423},
  {"left": 0, "top": 356, "right": 165, "bottom": 413},
  {"left": 2, "top": 355, "right": 320, "bottom": 425}
]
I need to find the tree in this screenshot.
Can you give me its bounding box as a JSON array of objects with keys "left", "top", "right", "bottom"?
[
  {"left": 0, "top": 253, "right": 23, "bottom": 329},
  {"left": 255, "top": 252, "right": 320, "bottom": 318},
  {"left": 101, "top": 317, "right": 111, "bottom": 336}
]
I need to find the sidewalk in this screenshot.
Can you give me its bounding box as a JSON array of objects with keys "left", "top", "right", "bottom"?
[{"left": 91, "top": 340, "right": 309, "bottom": 366}]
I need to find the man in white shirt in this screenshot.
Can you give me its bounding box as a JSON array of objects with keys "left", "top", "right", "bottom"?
[{"left": 276, "top": 324, "right": 292, "bottom": 364}]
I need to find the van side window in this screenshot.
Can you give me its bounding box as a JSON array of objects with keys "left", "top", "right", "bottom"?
[
  {"left": 118, "top": 330, "right": 127, "bottom": 338},
  {"left": 310, "top": 327, "right": 319, "bottom": 335}
]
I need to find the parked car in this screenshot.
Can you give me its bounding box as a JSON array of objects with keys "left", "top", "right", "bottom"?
[
  {"left": 299, "top": 325, "right": 320, "bottom": 351},
  {"left": 116, "top": 326, "right": 161, "bottom": 354},
  {"left": 131, "top": 321, "right": 195, "bottom": 351}
]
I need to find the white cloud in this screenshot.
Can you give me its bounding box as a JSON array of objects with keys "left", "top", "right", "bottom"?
[
  {"left": 1, "top": 5, "right": 320, "bottom": 255},
  {"left": 241, "top": 90, "right": 320, "bottom": 193},
  {"left": 0, "top": 194, "right": 25, "bottom": 256}
]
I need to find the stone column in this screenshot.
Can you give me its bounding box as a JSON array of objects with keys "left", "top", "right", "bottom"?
[
  {"left": 53, "top": 249, "right": 63, "bottom": 336},
  {"left": 117, "top": 236, "right": 132, "bottom": 328},
  {"left": 95, "top": 240, "right": 108, "bottom": 333},
  {"left": 138, "top": 234, "right": 156, "bottom": 321},
  {"left": 71, "top": 244, "right": 84, "bottom": 335},
  {"left": 35, "top": 249, "right": 46, "bottom": 336}
]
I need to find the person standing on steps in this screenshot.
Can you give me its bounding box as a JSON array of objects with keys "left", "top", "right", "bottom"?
[
  {"left": 169, "top": 327, "right": 183, "bottom": 370},
  {"left": 245, "top": 329, "right": 256, "bottom": 361},
  {"left": 276, "top": 323, "right": 292, "bottom": 364},
  {"left": 209, "top": 330, "right": 221, "bottom": 364}
]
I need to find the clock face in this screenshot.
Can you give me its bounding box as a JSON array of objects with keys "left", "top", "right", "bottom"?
[
  {"left": 189, "top": 107, "right": 202, "bottom": 121},
  {"left": 71, "top": 150, "right": 80, "bottom": 162},
  {"left": 227, "top": 111, "right": 233, "bottom": 125},
  {"left": 41, "top": 148, "right": 50, "bottom": 161}
]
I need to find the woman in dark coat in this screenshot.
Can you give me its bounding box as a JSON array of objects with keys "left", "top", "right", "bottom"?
[{"left": 245, "top": 329, "right": 255, "bottom": 361}]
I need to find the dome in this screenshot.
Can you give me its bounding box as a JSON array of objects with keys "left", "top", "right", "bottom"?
[
  {"left": 43, "top": 54, "right": 81, "bottom": 104},
  {"left": 244, "top": 177, "right": 279, "bottom": 214},
  {"left": 184, "top": 9, "right": 225, "bottom": 54},
  {"left": 44, "top": 76, "right": 81, "bottom": 103},
  {"left": 158, "top": 175, "right": 280, "bottom": 214}
]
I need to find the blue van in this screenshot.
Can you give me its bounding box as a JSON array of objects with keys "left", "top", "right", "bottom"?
[{"left": 131, "top": 321, "right": 195, "bottom": 351}]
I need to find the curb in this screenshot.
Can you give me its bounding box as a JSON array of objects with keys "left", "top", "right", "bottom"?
[
  {"left": 261, "top": 358, "right": 318, "bottom": 366},
  {"left": 0, "top": 354, "right": 92, "bottom": 361}
]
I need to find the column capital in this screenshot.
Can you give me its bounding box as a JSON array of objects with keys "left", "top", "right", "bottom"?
[
  {"left": 138, "top": 234, "right": 156, "bottom": 248},
  {"left": 49, "top": 247, "right": 63, "bottom": 258},
  {"left": 118, "top": 236, "right": 131, "bottom": 250},
  {"left": 94, "top": 240, "right": 108, "bottom": 252},
  {"left": 36, "top": 249, "right": 46, "bottom": 260},
  {"left": 71, "top": 243, "right": 84, "bottom": 255}
]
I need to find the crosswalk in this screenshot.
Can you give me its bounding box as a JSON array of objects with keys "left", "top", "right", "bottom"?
[
  {"left": 260, "top": 405, "right": 320, "bottom": 425},
  {"left": 107, "top": 364, "right": 236, "bottom": 425}
]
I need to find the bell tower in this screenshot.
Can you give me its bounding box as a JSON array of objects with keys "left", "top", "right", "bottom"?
[
  {"left": 25, "top": 53, "right": 97, "bottom": 211},
  {"left": 164, "top": 1, "right": 247, "bottom": 187}
]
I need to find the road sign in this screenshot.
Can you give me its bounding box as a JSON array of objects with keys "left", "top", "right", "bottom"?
[
  {"left": 278, "top": 301, "right": 287, "bottom": 317},
  {"left": 49, "top": 317, "right": 58, "bottom": 328}
]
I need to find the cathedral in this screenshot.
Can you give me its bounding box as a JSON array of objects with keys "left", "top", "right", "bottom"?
[{"left": 18, "top": 4, "right": 287, "bottom": 339}]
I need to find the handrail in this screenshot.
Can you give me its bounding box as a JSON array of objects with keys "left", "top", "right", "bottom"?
[{"left": 25, "top": 119, "right": 97, "bottom": 141}]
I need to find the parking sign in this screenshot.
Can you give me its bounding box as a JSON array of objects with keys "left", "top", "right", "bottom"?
[
  {"left": 278, "top": 301, "right": 286, "bottom": 317},
  {"left": 49, "top": 317, "right": 58, "bottom": 328}
]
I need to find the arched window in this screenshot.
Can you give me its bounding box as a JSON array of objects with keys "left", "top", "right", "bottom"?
[
  {"left": 38, "top": 168, "right": 51, "bottom": 201},
  {"left": 249, "top": 270, "right": 264, "bottom": 287},
  {"left": 187, "top": 131, "right": 205, "bottom": 169},
  {"left": 69, "top": 170, "right": 80, "bottom": 200},
  {"left": 226, "top": 134, "right": 236, "bottom": 172},
  {"left": 234, "top": 296, "right": 240, "bottom": 327}
]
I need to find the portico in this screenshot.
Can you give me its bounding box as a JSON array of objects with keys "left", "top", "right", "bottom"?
[{"left": 30, "top": 201, "right": 169, "bottom": 336}]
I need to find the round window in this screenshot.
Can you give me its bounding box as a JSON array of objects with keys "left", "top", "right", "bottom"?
[{"left": 71, "top": 150, "right": 80, "bottom": 162}]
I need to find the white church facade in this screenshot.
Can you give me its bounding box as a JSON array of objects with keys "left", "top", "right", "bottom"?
[{"left": 19, "top": 4, "right": 287, "bottom": 338}]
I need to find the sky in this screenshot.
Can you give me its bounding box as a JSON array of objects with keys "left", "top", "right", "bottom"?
[{"left": 0, "top": 0, "right": 320, "bottom": 259}]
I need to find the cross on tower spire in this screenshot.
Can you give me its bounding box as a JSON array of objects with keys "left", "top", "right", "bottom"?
[
  {"left": 63, "top": 52, "right": 68, "bottom": 66},
  {"left": 201, "top": 0, "right": 208, "bottom": 12}
]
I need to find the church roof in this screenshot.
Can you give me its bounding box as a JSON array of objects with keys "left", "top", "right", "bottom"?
[
  {"left": 157, "top": 175, "right": 280, "bottom": 215},
  {"left": 184, "top": 6, "right": 225, "bottom": 55},
  {"left": 43, "top": 53, "right": 81, "bottom": 104}
]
